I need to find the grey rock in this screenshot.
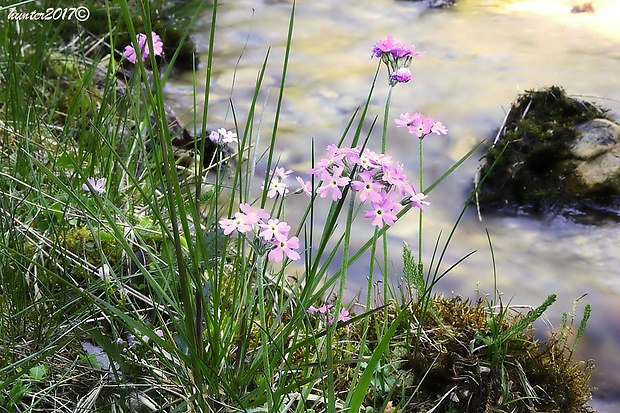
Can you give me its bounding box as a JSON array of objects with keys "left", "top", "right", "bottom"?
[{"left": 568, "top": 119, "right": 620, "bottom": 193}]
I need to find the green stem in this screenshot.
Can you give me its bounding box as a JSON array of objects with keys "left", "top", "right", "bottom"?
[
  {"left": 366, "top": 228, "right": 378, "bottom": 307},
  {"left": 382, "top": 85, "right": 394, "bottom": 153},
  {"left": 255, "top": 253, "right": 274, "bottom": 410},
  {"left": 418, "top": 138, "right": 424, "bottom": 278}
]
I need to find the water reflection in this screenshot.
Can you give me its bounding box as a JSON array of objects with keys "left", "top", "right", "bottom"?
[{"left": 164, "top": 0, "right": 620, "bottom": 406}]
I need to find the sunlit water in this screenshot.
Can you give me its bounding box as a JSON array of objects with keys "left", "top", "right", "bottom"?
[{"left": 164, "top": 0, "right": 620, "bottom": 408}]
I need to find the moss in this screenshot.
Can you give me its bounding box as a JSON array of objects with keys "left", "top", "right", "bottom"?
[
  {"left": 325, "top": 297, "right": 594, "bottom": 412},
  {"left": 476, "top": 86, "right": 613, "bottom": 216}
]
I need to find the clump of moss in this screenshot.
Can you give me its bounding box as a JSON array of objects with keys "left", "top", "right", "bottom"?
[
  {"left": 476, "top": 86, "right": 613, "bottom": 216},
  {"left": 318, "top": 296, "right": 595, "bottom": 412}
]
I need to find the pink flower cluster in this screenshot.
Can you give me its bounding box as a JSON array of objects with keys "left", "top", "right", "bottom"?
[
  {"left": 123, "top": 32, "right": 164, "bottom": 64},
  {"left": 308, "top": 145, "right": 429, "bottom": 228},
  {"left": 372, "top": 35, "right": 425, "bottom": 86},
  {"left": 395, "top": 112, "right": 448, "bottom": 139},
  {"left": 219, "top": 203, "right": 300, "bottom": 263},
  {"left": 307, "top": 303, "right": 352, "bottom": 325}
]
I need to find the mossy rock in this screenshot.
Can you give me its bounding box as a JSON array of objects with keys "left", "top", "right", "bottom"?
[{"left": 475, "top": 86, "right": 620, "bottom": 222}]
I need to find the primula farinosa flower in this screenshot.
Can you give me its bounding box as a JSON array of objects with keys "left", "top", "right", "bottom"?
[
  {"left": 82, "top": 177, "right": 107, "bottom": 195},
  {"left": 219, "top": 203, "right": 300, "bottom": 262},
  {"left": 218, "top": 128, "right": 238, "bottom": 144},
  {"left": 239, "top": 203, "right": 270, "bottom": 224},
  {"left": 372, "top": 34, "right": 398, "bottom": 58},
  {"left": 391, "top": 67, "right": 411, "bottom": 83},
  {"left": 258, "top": 218, "right": 291, "bottom": 243},
  {"left": 208, "top": 130, "right": 220, "bottom": 142},
  {"left": 308, "top": 303, "right": 352, "bottom": 325},
  {"left": 316, "top": 165, "right": 350, "bottom": 201},
  {"left": 431, "top": 121, "right": 448, "bottom": 135},
  {"left": 408, "top": 114, "right": 435, "bottom": 138},
  {"left": 263, "top": 179, "right": 289, "bottom": 198},
  {"left": 272, "top": 167, "right": 294, "bottom": 180},
  {"left": 209, "top": 128, "right": 238, "bottom": 144},
  {"left": 351, "top": 170, "right": 384, "bottom": 203},
  {"left": 268, "top": 236, "right": 301, "bottom": 263},
  {"left": 123, "top": 31, "right": 163, "bottom": 64},
  {"left": 307, "top": 303, "right": 334, "bottom": 314},
  {"left": 219, "top": 202, "right": 269, "bottom": 235},
  {"left": 372, "top": 35, "right": 425, "bottom": 86},
  {"left": 372, "top": 35, "right": 425, "bottom": 61},
  {"left": 394, "top": 112, "right": 414, "bottom": 128},
  {"left": 364, "top": 193, "right": 403, "bottom": 228},
  {"left": 262, "top": 167, "right": 294, "bottom": 198},
  {"left": 219, "top": 212, "right": 254, "bottom": 235},
  {"left": 408, "top": 191, "right": 431, "bottom": 212},
  {"left": 329, "top": 308, "right": 352, "bottom": 325},
  {"left": 395, "top": 112, "right": 448, "bottom": 139},
  {"left": 308, "top": 144, "right": 428, "bottom": 227},
  {"left": 296, "top": 176, "right": 313, "bottom": 197}
]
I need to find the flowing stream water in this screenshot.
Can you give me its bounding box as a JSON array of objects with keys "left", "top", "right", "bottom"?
[{"left": 164, "top": 0, "right": 620, "bottom": 408}]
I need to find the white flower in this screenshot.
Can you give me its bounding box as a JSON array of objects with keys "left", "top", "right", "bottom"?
[{"left": 217, "top": 128, "right": 238, "bottom": 144}]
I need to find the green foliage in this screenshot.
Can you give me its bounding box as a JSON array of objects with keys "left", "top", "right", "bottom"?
[
  {"left": 478, "top": 294, "right": 557, "bottom": 365},
  {"left": 403, "top": 242, "right": 425, "bottom": 297}
]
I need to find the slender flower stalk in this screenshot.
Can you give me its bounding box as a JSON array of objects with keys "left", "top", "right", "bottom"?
[{"left": 382, "top": 85, "right": 394, "bottom": 153}]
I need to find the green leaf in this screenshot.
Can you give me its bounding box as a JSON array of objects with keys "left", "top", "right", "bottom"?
[
  {"left": 28, "top": 364, "right": 47, "bottom": 381},
  {"left": 346, "top": 306, "right": 408, "bottom": 412}
]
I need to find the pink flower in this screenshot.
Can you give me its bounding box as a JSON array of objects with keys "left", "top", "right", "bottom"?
[
  {"left": 82, "top": 177, "right": 107, "bottom": 195},
  {"left": 219, "top": 212, "right": 253, "bottom": 235},
  {"left": 329, "top": 308, "right": 352, "bottom": 325},
  {"left": 296, "top": 176, "right": 313, "bottom": 197},
  {"left": 123, "top": 32, "right": 163, "bottom": 63},
  {"left": 316, "top": 166, "right": 350, "bottom": 201},
  {"left": 395, "top": 112, "right": 414, "bottom": 128},
  {"left": 393, "top": 43, "right": 426, "bottom": 60},
  {"left": 372, "top": 34, "right": 398, "bottom": 58},
  {"left": 239, "top": 203, "right": 270, "bottom": 224},
  {"left": 391, "top": 67, "right": 411, "bottom": 83},
  {"left": 262, "top": 167, "right": 295, "bottom": 198},
  {"left": 307, "top": 303, "right": 334, "bottom": 314},
  {"left": 409, "top": 192, "right": 430, "bottom": 212},
  {"left": 259, "top": 218, "right": 291, "bottom": 242},
  {"left": 351, "top": 170, "right": 384, "bottom": 203},
  {"left": 431, "top": 121, "right": 448, "bottom": 135},
  {"left": 347, "top": 147, "right": 382, "bottom": 170},
  {"left": 208, "top": 130, "right": 220, "bottom": 142},
  {"left": 271, "top": 167, "right": 294, "bottom": 180},
  {"left": 268, "top": 236, "right": 301, "bottom": 263},
  {"left": 407, "top": 113, "right": 434, "bottom": 138},
  {"left": 364, "top": 195, "right": 400, "bottom": 228},
  {"left": 308, "top": 145, "right": 352, "bottom": 176},
  {"left": 381, "top": 162, "right": 408, "bottom": 188},
  {"left": 263, "top": 179, "right": 289, "bottom": 198}
]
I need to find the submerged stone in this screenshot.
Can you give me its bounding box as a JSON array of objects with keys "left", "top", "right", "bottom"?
[
  {"left": 475, "top": 86, "right": 620, "bottom": 222},
  {"left": 397, "top": 0, "right": 456, "bottom": 8}
]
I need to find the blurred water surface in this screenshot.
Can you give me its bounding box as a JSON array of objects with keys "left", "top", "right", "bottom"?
[{"left": 165, "top": 0, "right": 620, "bottom": 408}]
